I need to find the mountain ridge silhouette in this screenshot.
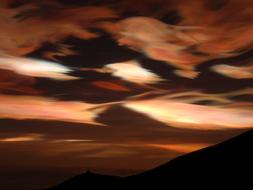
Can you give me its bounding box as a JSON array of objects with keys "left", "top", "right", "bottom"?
[{"left": 48, "top": 129, "right": 253, "bottom": 189}]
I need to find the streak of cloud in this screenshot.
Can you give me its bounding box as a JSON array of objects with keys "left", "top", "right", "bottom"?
[
  {"left": 92, "top": 81, "right": 131, "bottom": 92},
  {"left": 53, "top": 139, "right": 96, "bottom": 143},
  {"left": 211, "top": 64, "right": 253, "bottom": 79},
  {"left": 0, "top": 95, "right": 110, "bottom": 125},
  {"left": 148, "top": 143, "right": 209, "bottom": 153},
  {"left": 0, "top": 133, "right": 43, "bottom": 142},
  {"left": 123, "top": 90, "right": 253, "bottom": 130},
  {"left": 0, "top": 56, "right": 78, "bottom": 80}
]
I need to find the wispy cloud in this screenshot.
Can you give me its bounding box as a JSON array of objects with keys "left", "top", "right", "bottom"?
[
  {"left": 0, "top": 95, "right": 110, "bottom": 125},
  {"left": 148, "top": 143, "right": 209, "bottom": 153},
  {"left": 124, "top": 89, "right": 253, "bottom": 130},
  {"left": 0, "top": 133, "right": 44, "bottom": 142},
  {"left": 211, "top": 64, "right": 253, "bottom": 79},
  {"left": 91, "top": 81, "right": 131, "bottom": 92},
  {"left": 0, "top": 3, "right": 117, "bottom": 56},
  {"left": 0, "top": 56, "right": 78, "bottom": 80},
  {"left": 100, "top": 0, "right": 253, "bottom": 78},
  {"left": 42, "top": 44, "right": 78, "bottom": 62}
]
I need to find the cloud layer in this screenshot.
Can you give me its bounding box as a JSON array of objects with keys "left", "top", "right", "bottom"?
[{"left": 0, "top": 1, "right": 253, "bottom": 189}]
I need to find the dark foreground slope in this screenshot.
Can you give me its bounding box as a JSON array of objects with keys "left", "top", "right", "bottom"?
[
  {"left": 48, "top": 171, "right": 122, "bottom": 190},
  {"left": 48, "top": 130, "right": 253, "bottom": 189}
]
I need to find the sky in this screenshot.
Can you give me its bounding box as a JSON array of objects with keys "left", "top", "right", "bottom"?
[{"left": 0, "top": 0, "right": 253, "bottom": 189}]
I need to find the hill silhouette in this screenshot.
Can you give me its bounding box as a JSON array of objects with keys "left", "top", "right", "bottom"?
[
  {"left": 47, "top": 130, "right": 253, "bottom": 189},
  {"left": 48, "top": 170, "right": 122, "bottom": 190}
]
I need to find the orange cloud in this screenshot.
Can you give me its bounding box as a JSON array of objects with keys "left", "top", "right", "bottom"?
[
  {"left": 100, "top": 0, "right": 253, "bottom": 78},
  {"left": 81, "top": 60, "right": 164, "bottom": 86},
  {"left": 0, "top": 133, "right": 44, "bottom": 142},
  {"left": 0, "top": 69, "right": 40, "bottom": 95},
  {"left": 0, "top": 95, "right": 110, "bottom": 125},
  {"left": 43, "top": 141, "right": 137, "bottom": 158},
  {"left": 123, "top": 90, "right": 253, "bottom": 130},
  {"left": 42, "top": 44, "right": 78, "bottom": 62},
  {"left": 0, "top": 3, "right": 117, "bottom": 56},
  {"left": 92, "top": 81, "right": 131, "bottom": 92},
  {"left": 211, "top": 64, "right": 253, "bottom": 79},
  {"left": 100, "top": 17, "right": 209, "bottom": 78},
  {"left": 148, "top": 143, "right": 209, "bottom": 153}
]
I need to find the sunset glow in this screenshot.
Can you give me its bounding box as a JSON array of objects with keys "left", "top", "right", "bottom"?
[{"left": 0, "top": 0, "right": 252, "bottom": 189}]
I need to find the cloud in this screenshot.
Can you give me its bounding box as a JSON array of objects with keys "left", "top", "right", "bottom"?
[
  {"left": 100, "top": 0, "right": 253, "bottom": 78},
  {"left": 211, "top": 64, "right": 253, "bottom": 79},
  {"left": 100, "top": 17, "right": 209, "bottom": 78},
  {"left": 42, "top": 44, "right": 78, "bottom": 62},
  {"left": 0, "top": 133, "right": 44, "bottom": 142},
  {"left": 53, "top": 139, "right": 95, "bottom": 143},
  {"left": 123, "top": 89, "right": 253, "bottom": 130},
  {"left": 81, "top": 60, "right": 164, "bottom": 86},
  {"left": 0, "top": 56, "right": 78, "bottom": 80},
  {"left": 0, "top": 69, "right": 40, "bottom": 95},
  {"left": 0, "top": 3, "right": 117, "bottom": 56},
  {"left": 105, "top": 60, "right": 164, "bottom": 85},
  {"left": 0, "top": 95, "right": 110, "bottom": 125},
  {"left": 0, "top": 88, "right": 246, "bottom": 130},
  {"left": 147, "top": 143, "right": 209, "bottom": 153},
  {"left": 91, "top": 81, "right": 131, "bottom": 92},
  {"left": 40, "top": 140, "right": 140, "bottom": 158}
]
